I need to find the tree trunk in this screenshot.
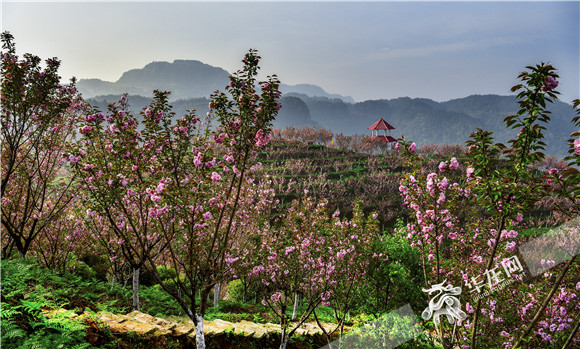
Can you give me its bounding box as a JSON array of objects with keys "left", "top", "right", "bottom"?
[
  {"left": 195, "top": 313, "right": 206, "bottom": 349},
  {"left": 213, "top": 283, "right": 221, "bottom": 307},
  {"left": 292, "top": 293, "right": 299, "bottom": 320},
  {"left": 279, "top": 327, "right": 288, "bottom": 349},
  {"left": 185, "top": 307, "right": 206, "bottom": 349},
  {"left": 132, "top": 267, "right": 140, "bottom": 311}
]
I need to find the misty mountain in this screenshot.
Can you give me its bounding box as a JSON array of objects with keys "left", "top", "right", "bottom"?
[
  {"left": 86, "top": 94, "right": 319, "bottom": 132},
  {"left": 79, "top": 60, "right": 575, "bottom": 157},
  {"left": 78, "top": 60, "right": 354, "bottom": 103},
  {"left": 281, "top": 85, "right": 354, "bottom": 103},
  {"left": 78, "top": 60, "right": 231, "bottom": 100},
  {"left": 87, "top": 92, "right": 575, "bottom": 157},
  {"left": 295, "top": 94, "right": 576, "bottom": 157}
]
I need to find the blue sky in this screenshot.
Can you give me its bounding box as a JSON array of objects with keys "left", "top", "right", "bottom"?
[{"left": 2, "top": 1, "right": 579, "bottom": 102}]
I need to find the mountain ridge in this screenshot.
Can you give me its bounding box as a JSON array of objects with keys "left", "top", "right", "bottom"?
[
  {"left": 79, "top": 60, "right": 575, "bottom": 157},
  {"left": 86, "top": 92, "right": 576, "bottom": 157},
  {"left": 77, "top": 59, "right": 354, "bottom": 103}
]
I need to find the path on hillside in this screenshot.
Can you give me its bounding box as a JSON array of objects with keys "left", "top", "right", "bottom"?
[{"left": 44, "top": 308, "right": 342, "bottom": 340}]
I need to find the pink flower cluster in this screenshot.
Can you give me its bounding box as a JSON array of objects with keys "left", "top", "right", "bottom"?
[
  {"left": 255, "top": 129, "right": 271, "bottom": 147},
  {"left": 541, "top": 76, "right": 558, "bottom": 92}
]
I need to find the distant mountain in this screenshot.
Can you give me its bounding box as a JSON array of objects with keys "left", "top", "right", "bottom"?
[
  {"left": 292, "top": 94, "right": 576, "bottom": 157},
  {"left": 86, "top": 95, "right": 319, "bottom": 132},
  {"left": 281, "top": 85, "right": 354, "bottom": 103},
  {"left": 78, "top": 60, "right": 355, "bottom": 103},
  {"left": 78, "top": 60, "right": 230, "bottom": 99},
  {"left": 79, "top": 60, "right": 575, "bottom": 157},
  {"left": 86, "top": 93, "right": 575, "bottom": 157}
]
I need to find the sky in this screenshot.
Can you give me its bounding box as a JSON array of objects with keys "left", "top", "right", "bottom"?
[{"left": 2, "top": 1, "right": 579, "bottom": 103}]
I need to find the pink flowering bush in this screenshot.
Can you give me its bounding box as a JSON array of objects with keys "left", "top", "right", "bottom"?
[
  {"left": 397, "top": 63, "right": 580, "bottom": 349},
  {"left": 246, "top": 197, "right": 377, "bottom": 349}
]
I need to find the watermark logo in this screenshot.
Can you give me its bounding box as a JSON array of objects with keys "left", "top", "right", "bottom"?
[
  {"left": 464, "top": 255, "right": 525, "bottom": 302},
  {"left": 421, "top": 280, "right": 467, "bottom": 325}
]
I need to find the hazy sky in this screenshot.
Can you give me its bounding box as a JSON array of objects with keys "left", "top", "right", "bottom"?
[{"left": 2, "top": 1, "right": 579, "bottom": 102}]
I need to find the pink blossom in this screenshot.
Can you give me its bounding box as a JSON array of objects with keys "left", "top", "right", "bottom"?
[
  {"left": 541, "top": 76, "right": 558, "bottom": 91},
  {"left": 203, "top": 212, "right": 212, "bottom": 220},
  {"left": 408, "top": 142, "right": 416, "bottom": 152},
  {"left": 437, "top": 192, "right": 446, "bottom": 204},
  {"left": 80, "top": 125, "right": 93, "bottom": 134},
  {"left": 449, "top": 157, "right": 459, "bottom": 170},
  {"left": 506, "top": 230, "right": 518, "bottom": 238},
  {"left": 448, "top": 232, "right": 458, "bottom": 239},
  {"left": 270, "top": 292, "right": 282, "bottom": 304},
  {"left": 211, "top": 172, "right": 222, "bottom": 182},
  {"left": 505, "top": 241, "right": 516, "bottom": 251},
  {"left": 466, "top": 167, "right": 475, "bottom": 178},
  {"left": 516, "top": 213, "right": 523, "bottom": 223},
  {"left": 438, "top": 161, "right": 448, "bottom": 172}
]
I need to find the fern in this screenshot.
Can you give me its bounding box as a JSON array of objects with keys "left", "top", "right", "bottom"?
[
  {"left": 21, "top": 300, "right": 44, "bottom": 313},
  {"left": 1, "top": 318, "right": 26, "bottom": 340}
]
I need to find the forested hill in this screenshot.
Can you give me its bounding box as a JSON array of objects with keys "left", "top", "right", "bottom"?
[
  {"left": 88, "top": 93, "right": 576, "bottom": 157},
  {"left": 79, "top": 59, "right": 575, "bottom": 157},
  {"left": 285, "top": 93, "right": 576, "bottom": 157}
]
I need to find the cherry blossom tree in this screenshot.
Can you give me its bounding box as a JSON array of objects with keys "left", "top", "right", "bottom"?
[
  {"left": 247, "top": 195, "right": 376, "bottom": 349},
  {"left": 1, "top": 32, "right": 84, "bottom": 258},
  {"left": 122, "top": 50, "right": 281, "bottom": 349},
  {"left": 70, "top": 95, "right": 172, "bottom": 311}
]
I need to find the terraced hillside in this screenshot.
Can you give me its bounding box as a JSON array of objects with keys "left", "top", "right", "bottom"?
[{"left": 258, "top": 138, "right": 408, "bottom": 227}]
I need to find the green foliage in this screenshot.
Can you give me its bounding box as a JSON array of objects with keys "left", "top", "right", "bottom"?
[
  {"left": 352, "top": 221, "right": 424, "bottom": 317},
  {"left": 341, "top": 312, "right": 436, "bottom": 349},
  {"left": 225, "top": 279, "right": 261, "bottom": 304},
  {"left": 80, "top": 254, "right": 110, "bottom": 282},
  {"left": 225, "top": 279, "right": 246, "bottom": 303},
  {"left": 139, "top": 285, "right": 184, "bottom": 318},
  {"left": 0, "top": 258, "right": 94, "bottom": 349},
  {"left": 72, "top": 261, "right": 97, "bottom": 280},
  {"left": 155, "top": 265, "right": 178, "bottom": 282}
]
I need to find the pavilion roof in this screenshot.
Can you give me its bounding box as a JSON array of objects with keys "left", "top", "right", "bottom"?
[
  {"left": 368, "top": 118, "right": 395, "bottom": 130},
  {"left": 371, "top": 135, "right": 397, "bottom": 143}
]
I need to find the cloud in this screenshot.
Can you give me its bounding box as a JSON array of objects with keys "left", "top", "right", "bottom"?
[{"left": 374, "top": 36, "right": 523, "bottom": 60}]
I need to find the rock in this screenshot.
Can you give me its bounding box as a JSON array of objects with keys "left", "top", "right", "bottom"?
[
  {"left": 237, "top": 320, "right": 269, "bottom": 338},
  {"left": 205, "top": 319, "right": 235, "bottom": 335}
]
